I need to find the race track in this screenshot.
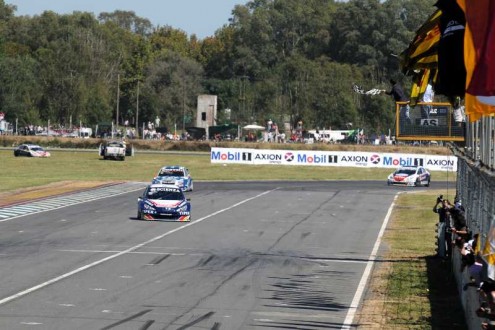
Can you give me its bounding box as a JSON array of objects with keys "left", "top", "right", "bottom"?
[{"left": 0, "top": 181, "right": 446, "bottom": 330}]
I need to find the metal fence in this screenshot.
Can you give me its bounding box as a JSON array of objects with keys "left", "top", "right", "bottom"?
[
  {"left": 395, "top": 102, "right": 465, "bottom": 142},
  {"left": 464, "top": 115, "right": 495, "bottom": 170},
  {"left": 450, "top": 115, "right": 495, "bottom": 330},
  {"left": 456, "top": 116, "right": 495, "bottom": 237}
]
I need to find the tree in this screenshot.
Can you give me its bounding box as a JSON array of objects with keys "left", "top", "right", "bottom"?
[
  {"left": 98, "top": 10, "right": 152, "bottom": 36},
  {"left": 0, "top": 55, "right": 41, "bottom": 125},
  {"left": 0, "top": 0, "right": 437, "bottom": 135},
  {"left": 142, "top": 51, "right": 204, "bottom": 129}
]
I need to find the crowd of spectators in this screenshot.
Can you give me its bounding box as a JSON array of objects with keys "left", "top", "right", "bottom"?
[{"left": 433, "top": 194, "right": 495, "bottom": 329}]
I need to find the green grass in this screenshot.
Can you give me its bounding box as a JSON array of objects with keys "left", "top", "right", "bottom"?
[
  {"left": 374, "top": 190, "right": 466, "bottom": 329},
  {"left": 0, "top": 149, "right": 456, "bottom": 193}
]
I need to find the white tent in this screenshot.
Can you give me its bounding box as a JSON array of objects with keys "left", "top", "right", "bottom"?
[{"left": 242, "top": 124, "right": 265, "bottom": 130}]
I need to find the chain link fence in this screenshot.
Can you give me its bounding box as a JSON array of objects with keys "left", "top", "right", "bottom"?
[{"left": 450, "top": 116, "right": 495, "bottom": 330}]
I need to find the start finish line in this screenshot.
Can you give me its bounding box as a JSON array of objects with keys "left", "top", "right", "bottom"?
[{"left": 210, "top": 147, "right": 457, "bottom": 172}]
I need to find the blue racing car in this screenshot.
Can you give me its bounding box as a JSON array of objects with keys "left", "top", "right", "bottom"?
[
  {"left": 152, "top": 165, "right": 193, "bottom": 191},
  {"left": 137, "top": 184, "right": 191, "bottom": 221}
]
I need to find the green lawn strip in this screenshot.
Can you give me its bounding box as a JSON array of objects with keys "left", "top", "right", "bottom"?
[
  {"left": 1, "top": 150, "right": 455, "bottom": 192},
  {"left": 381, "top": 190, "right": 466, "bottom": 328}
]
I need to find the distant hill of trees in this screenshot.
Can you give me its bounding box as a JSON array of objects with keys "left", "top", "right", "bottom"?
[{"left": 0, "top": 0, "right": 436, "bottom": 135}]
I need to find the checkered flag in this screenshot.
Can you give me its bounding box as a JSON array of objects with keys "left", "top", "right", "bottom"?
[{"left": 353, "top": 84, "right": 386, "bottom": 95}]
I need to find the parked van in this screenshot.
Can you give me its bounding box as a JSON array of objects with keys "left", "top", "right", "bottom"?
[{"left": 80, "top": 127, "right": 93, "bottom": 138}]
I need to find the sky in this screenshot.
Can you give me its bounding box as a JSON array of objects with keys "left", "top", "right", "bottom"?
[{"left": 5, "top": 0, "right": 246, "bottom": 39}]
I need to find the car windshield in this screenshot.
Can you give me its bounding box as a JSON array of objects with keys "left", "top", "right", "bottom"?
[
  {"left": 158, "top": 170, "right": 184, "bottom": 177},
  {"left": 108, "top": 142, "right": 123, "bottom": 147},
  {"left": 396, "top": 169, "right": 416, "bottom": 175},
  {"left": 146, "top": 187, "right": 183, "bottom": 200}
]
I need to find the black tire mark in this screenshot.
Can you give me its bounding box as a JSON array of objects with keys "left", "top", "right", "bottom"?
[
  {"left": 176, "top": 311, "right": 215, "bottom": 330},
  {"left": 148, "top": 254, "right": 170, "bottom": 265},
  {"left": 162, "top": 260, "right": 257, "bottom": 329},
  {"left": 100, "top": 309, "right": 153, "bottom": 330},
  {"left": 138, "top": 320, "right": 155, "bottom": 330}
]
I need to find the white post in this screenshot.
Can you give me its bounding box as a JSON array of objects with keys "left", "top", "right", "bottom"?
[
  {"left": 116, "top": 73, "right": 120, "bottom": 129},
  {"left": 136, "top": 80, "right": 140, "bottom": 138}
]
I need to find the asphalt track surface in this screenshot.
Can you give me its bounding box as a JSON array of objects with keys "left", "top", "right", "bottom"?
[{"left": 0, "top": 180, "right": 450, "bottom": 330}]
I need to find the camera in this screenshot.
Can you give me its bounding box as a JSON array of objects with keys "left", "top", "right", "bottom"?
[{"left": 437, "top": 195, "right": 444, "bottom": 203}]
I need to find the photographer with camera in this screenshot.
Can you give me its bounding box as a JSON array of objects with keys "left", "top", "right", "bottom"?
[{"left": 433, "top": 195, "right": 452, "bottom": 258}]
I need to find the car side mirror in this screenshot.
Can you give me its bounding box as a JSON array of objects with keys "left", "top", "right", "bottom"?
[
  {"left": 187, "top": 198, "right": 191, "bottom": 201},
  {"left": 137, "top": 197, "right": 142, "bottom": 202}
]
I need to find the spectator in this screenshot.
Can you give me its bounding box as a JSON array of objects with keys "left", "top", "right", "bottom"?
[
  {"left": 450, "top": 205, "right": 469, "bottom": 241},
  {"left": 385, "top": 79, "right": 411, "bottom": 124},
  {"left": 433, "top": 195, "right": 450, "bottom": 258},
  {"left": 453, "top": 97, "right": 466, "bottom": 127},
  {"left": 421, "top": 83, "right": 434, "bottom": 119},
  {"left": 478, "top": 280, "right": 495, "bottom": 328}
]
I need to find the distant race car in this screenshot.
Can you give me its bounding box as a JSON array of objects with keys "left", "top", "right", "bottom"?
[
  {"left": 13, "top": 144, "right": 51, "bottom": 157},
  {"left": 99, "top": 140, "right": 126, "bottom": 161},
  {"left": 152, "top": 165, "right": 193, "bottom": 191},
  {"left": 137, "top": 184, "right": 191, "bottom": 221},
  {"left": 387, "top": 165, "right": 431, "bottom": 187}
]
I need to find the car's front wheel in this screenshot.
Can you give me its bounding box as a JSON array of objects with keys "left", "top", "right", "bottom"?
[{"left": 137, "top": 211, "right": 143, "bottom": 220}]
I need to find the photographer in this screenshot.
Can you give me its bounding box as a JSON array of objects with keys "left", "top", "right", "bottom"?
[
  {"left": 433, "top": 195, "right": 447, "bottom": 220},
  {"left": 433, "top": 195, "right": 450, "bottom": 258}
]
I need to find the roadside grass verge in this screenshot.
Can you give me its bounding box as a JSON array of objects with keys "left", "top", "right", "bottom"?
[
  {"left": 1, "top": 150, "right": 456, "bottom": 193},
  {"left": 355, "top": 190, "right": 466, "bottom": 329}
]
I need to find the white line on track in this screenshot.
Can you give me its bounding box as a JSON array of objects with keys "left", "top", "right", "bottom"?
[
  {"left": 340, "top": 193, "right": 400, "bottom": 330},
  {"left": 58, "top": 249, "right": 191, "bottom": 256},
  {"left": 0, "top": 188, "right": 277, "bottom": 306}
]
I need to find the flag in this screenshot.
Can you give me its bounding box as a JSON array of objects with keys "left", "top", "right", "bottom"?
[
  {"left": 482, "top": 216, "right": 495, "bottom": 280},
  {"left": 434, "top": 0, "right": 466, "bottom": 99},
  {"left": 464, "top": 0, "right": 495, "bottom": 101},
  {"left": 409, "top": 69, "right": 436, "bottom": 106},
  {"left": 457, "top": 0, "right": 495, "bottom": 121},
  {"left": 400, "top": 10, "right": 441, "bottom": 74},
  {"left": 400, "top": 10, "right": 442, "bottom": 106}
]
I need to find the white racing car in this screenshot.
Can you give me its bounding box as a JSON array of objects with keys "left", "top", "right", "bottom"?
[
  {"left": 152, "top": 165, "right": 193, "bottom": 191},
  {"left": 13, "top": 144, "right": 51, "bottom": 157},
  {"left": 387, "top": 165, "right": 431, "bottom": 187}
]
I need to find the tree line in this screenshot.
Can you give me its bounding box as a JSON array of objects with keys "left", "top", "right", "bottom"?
[{"left": 0, "top": 0, "right": 435, "bottom": 135}]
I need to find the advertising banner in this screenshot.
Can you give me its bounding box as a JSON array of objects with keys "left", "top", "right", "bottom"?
[{"left": 210, "top": 147, "right": 457, "bottom": 172}]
